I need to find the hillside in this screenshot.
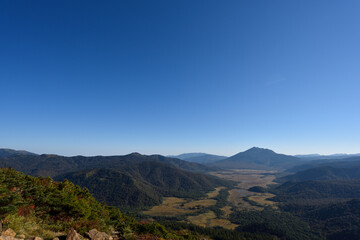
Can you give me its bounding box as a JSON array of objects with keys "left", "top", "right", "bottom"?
[
  {"left": 55, "top": 161, "right": 233, "bottom": 208},
  {"left": 170, "top": 153, "right": 227, "bottom": 164},
  {"left": 0, "top": 167, "right": 202, "bottom": 240},
  {"left": 0, "top": 148, "right": 36, "bottom": 158},
  {"left": 287, "top": 157, "right": 360, "bottom": 173},
  {"left": 211, "top": 147, "right": 302, "bottom": 170},
  {"left": 0, "top": 150, "right": 227, "bottom": 209},
  {"left": 0, "top": 152, "right": 217, "bottom": 177},
  {"left": 271, "top": 179, "right": 360, "bottom": 203},
  {"left": 0, "top": 167, "right": 296, "bottom": 240},
  {"left": 271, "top": 176, "right": 360, "bottom": 239},
  {"left": 278, "top": 166, "right": 360, "bottom": 183}
]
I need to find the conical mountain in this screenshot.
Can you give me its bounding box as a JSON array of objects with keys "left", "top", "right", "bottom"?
[{"left": 211, "top": 147, "right": 302, "bottom": 170}]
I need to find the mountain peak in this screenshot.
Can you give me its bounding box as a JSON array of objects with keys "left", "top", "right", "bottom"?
[
  {"left": 247, "top": 147, "right": 270, "bottom": 151},
  {"left": 244, "top": 147, "right": 275, "bottom": 154},
  {"left": 128, "top": 152, "right": 142, "bottom": 156}
]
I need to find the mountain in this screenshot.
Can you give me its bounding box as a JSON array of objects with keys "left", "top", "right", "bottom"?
[
  {"left": 55, "top": 161, "right": 232, "bottom": 208},
  {"left": 169, "top": 153, "right": 227, "bottom": 164},
  {"left": 210, "top": 147, "right": 303, "bottom": 170},
  {"left": 0, "top": 152, "right": 218, "bottom": 177},
  {"left": 0, "top": 148, "right": 37, "bottom": 158},
  {"left": 278, "top": 166, "right": 360, "bottom": 183}
]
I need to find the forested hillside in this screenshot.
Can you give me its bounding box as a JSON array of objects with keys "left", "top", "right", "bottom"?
[
  {"left": 278, "top": 166, "right": 360, "bottom": 182},
  {"left": 0, "top": 153, "right": 217, "bottom": 177},
  {"left": 55, "top": 161, "right": 232, "bottom": 208},
  {"left": 268, "top": 164, "right": 360, "bottom": 239},
  {"left": 0, "top": 167, "right": 203, "bottom": 239},
  {"left": 0, "top": 148, "right": 36, "bottom": 158}
]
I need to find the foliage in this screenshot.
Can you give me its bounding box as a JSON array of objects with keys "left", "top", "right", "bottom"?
[
  {"left": 279, "top": 199, "right": 360, "bottom": 240},
  {"left": 54, "top": 162, "right": 233, "bottom": 208},
  {"left": 229, "top": 208, "right": 323, "bottom": 240},
  {"left": 270, "top": 179, "right": 360, "bottom": 202},
  {"left": 0, "top": 168, "right": 200, "bottom": 240},
  {"left": 248, "top": 186, "right": 267, "bottom": 193}
]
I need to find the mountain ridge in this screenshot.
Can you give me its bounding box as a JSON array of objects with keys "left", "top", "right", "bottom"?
[
  {"left": 0, "top": 148, "right": 37, "bottom": 158},
  {"left": 0, "top": 152, "right": 218, "bottom": 177}
]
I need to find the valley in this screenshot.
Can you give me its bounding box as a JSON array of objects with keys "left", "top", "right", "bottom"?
[
  {"left": 143, "top": 169, "right": 279, "bottom": 229},
  {"left": 2, "top": 147, "right": 360, "bottom": 239}
]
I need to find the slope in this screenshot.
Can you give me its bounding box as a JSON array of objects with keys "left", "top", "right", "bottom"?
[
  {"left": 278, "top": 166, "right": 360, "bottom": 183},
  {"left": 0, "top": 148, "right": 37, "bottom": 158},
  {"left": 55, "top": 161, "right": 233, "bottom": 208},
  {"left": 211, "top": 147, "right": 302, "bottom": 170},
  {"left": 286, "top": 157, "right": 360, "bottom": 173},
  {"left": 0, "top": 152, "right": 217, "bottom": 177},
  {"left": 0, "top": 167, "right": 202, "bottom": 240}
]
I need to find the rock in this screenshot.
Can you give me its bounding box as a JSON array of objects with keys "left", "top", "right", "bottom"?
[
  {"left": 34, "top": 237, "right": 43, "bottom": 240},
  {"left": 52, "top": 238, "right": 60, "bottom": 240},
  {"left": 17, "top": 235, "right": 25, "bottom": 239},
  {"left": 66, "top": 229, "right": 81, "bottom": 240},
  {"left": 86, "top": 229, "right": 112, "bottom": 240},
  {"left": 3, "top": 229, "right": 17, "bottom": 237}
]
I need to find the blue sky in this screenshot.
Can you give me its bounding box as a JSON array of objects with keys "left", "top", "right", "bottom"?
[{"left": 1, "top": 0, "right": 360, "bottom": 156}]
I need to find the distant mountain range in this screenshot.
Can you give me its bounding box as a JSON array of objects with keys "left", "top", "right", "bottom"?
[
  {"left": 209, "top": 147, "right": 302, "bottom": 170},
  {"left": 295, "top": 153, "right": 360, "bottom": 160},
  {"left": 0, "top": 152, "right": 219, "bottom": 177},
  {"left": 168, "top": 153, "right": 227, "bottom": 164},
  {"left": 2, "top": 147, "right": 359, "bottom": 173}
]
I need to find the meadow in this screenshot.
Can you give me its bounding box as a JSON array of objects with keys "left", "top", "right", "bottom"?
[{"left": 143, "top": 170, "right": 278, "bottom": 229}]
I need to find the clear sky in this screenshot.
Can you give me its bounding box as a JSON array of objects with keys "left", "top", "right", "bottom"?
[{"left": 1, "top": 0, "right": 359, "bottom": 156}]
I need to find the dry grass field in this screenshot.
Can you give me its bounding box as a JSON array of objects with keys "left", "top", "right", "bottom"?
[
  {"left": 143, "top": 196, "right": 218, "bottom": 217},
  {"left": 210, "top": 169, "right": 276, "bottom": 188},
  {"left": 187, "top": 211, "right": 237, "bottom": 230},
  {"left": 183, "top": 199, "right": 216, "bottom": 208},
  {"left": 143, "top": 197, "right": 196, "bottom": 216},
  {"left": 248, "top": 193, "right": 277, "bottom": 207},
  {"left": 207, "top": 186, "right": 225, "bottom": 198},
  {"left": 220, "top": 206, "right": 233, "bottom": 218}
]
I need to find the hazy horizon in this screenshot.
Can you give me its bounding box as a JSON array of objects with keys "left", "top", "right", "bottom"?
[{"left": 2, "top": 146, "right": 360, "bottom": 158}]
